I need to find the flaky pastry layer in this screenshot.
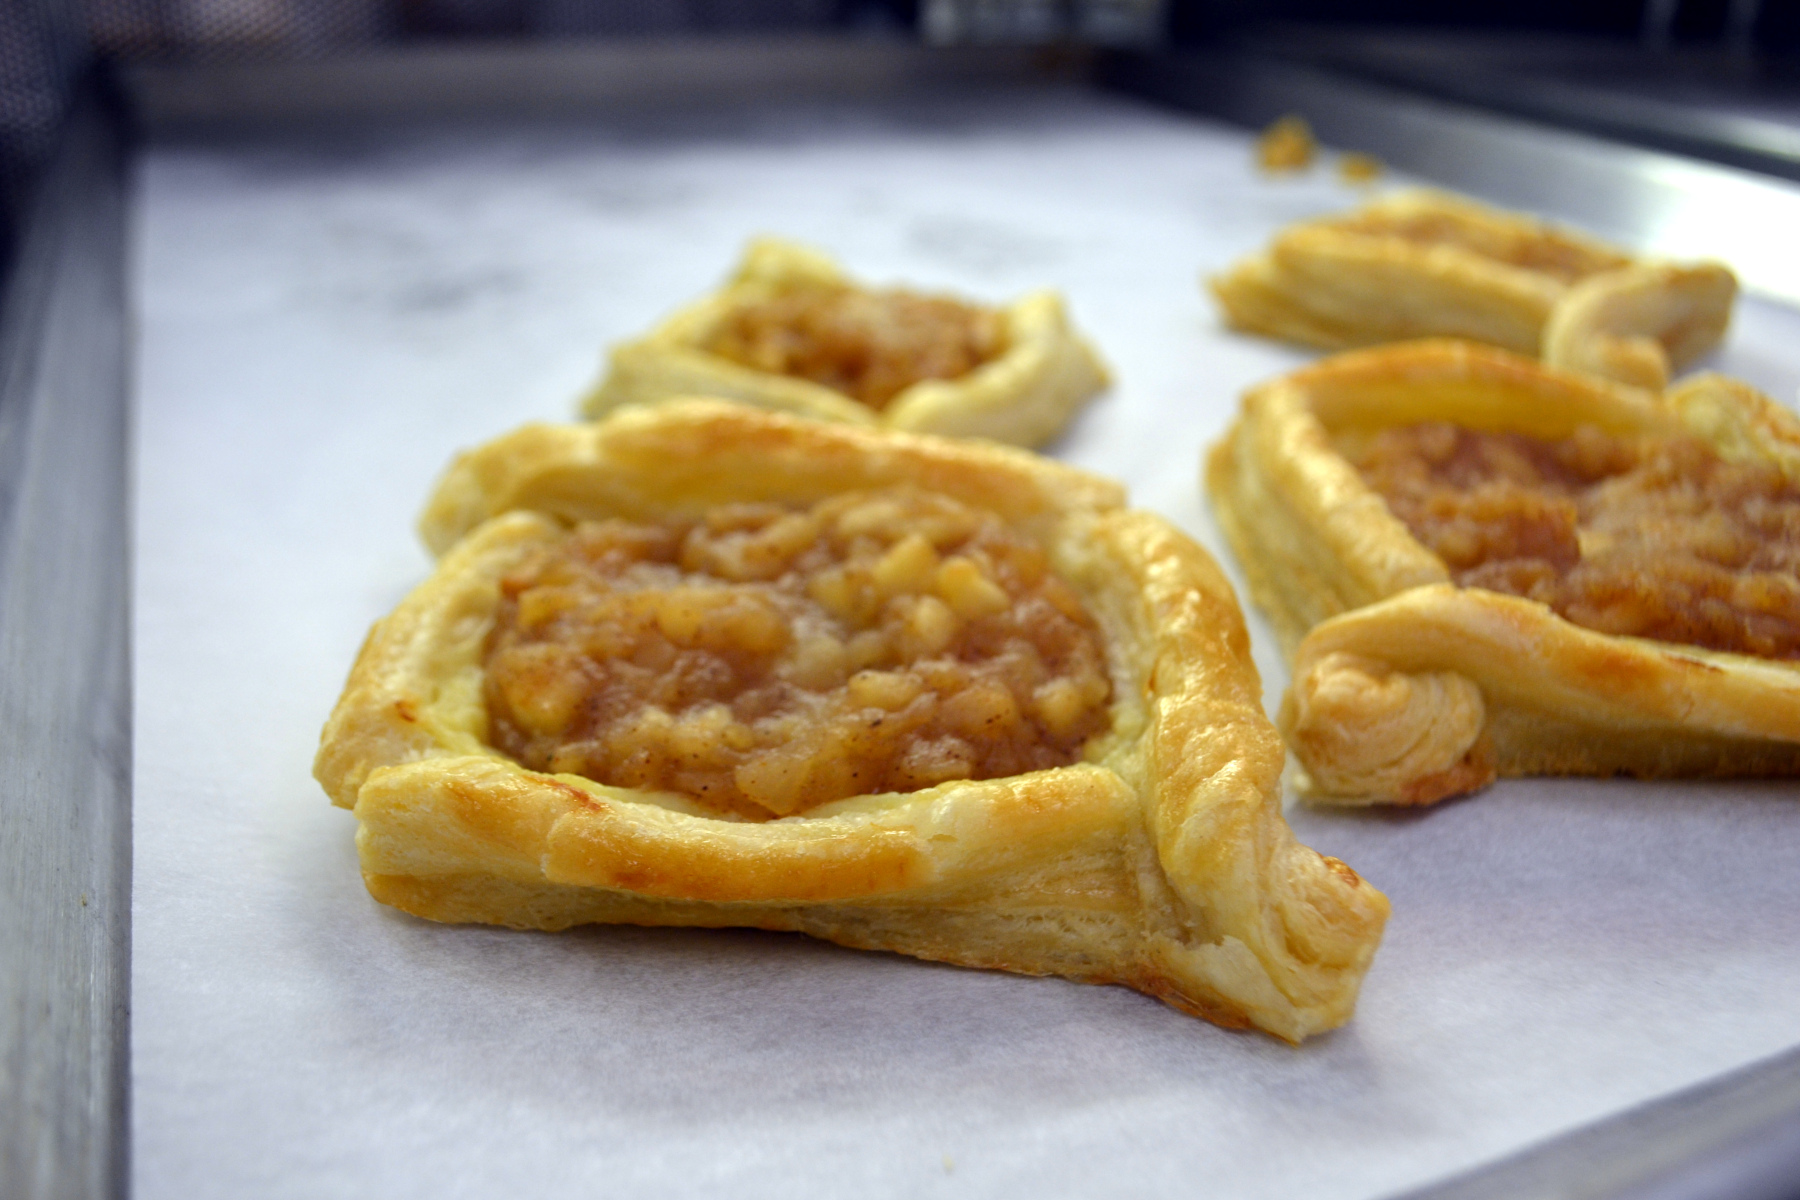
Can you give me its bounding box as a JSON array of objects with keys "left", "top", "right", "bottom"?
[
  {"left": 319, "top": 402, "right": 1388, "bottom": 1040},
  {"left": 1208, "top": 189, "right": 1736, "bottom": 390},
  {"left": 580, "top": 239, "right": 1110, "bottom": 448},
  {"left": 1206, "top": 340, "right": 1800, "bottom": 805}
]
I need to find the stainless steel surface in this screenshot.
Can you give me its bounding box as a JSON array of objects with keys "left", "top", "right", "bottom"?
[
  {"left": 1727, "top": 0, "right": 1767, "bottom": 54},
  {"left": 1644, "top": 0, "right": 1685, "bottom": 51},
  {"left": 1101, "top": 48, "right": 1800, "bottom": 308},
  {"left": 1233, "top": 30, "right": 1800, "bottom": 186},
  {"left": 0, "top": 88, "right": 131, "bottom": 1200},
  {"left": 920, "top": 0, "right": 1164, "bottom": 45},
  {"left": 1393, "top": 1044, "right": 1800, "bottom": 1200},
  {"left": 125, "top": 36, "right": 1075, "bottom": 132}
]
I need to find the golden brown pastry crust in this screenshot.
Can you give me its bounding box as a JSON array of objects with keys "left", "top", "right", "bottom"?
[
  {"left": 1208, "top": 190, "right": 1736, "bottom": 390},
  {"left": 321, "top": 401, "right": 1388, "bottom": 1040},
  {"left": 580, "top": 239, "right": 1110, "bottom": 448},
  {"left": 1205, "top": 340, "right": 1800, "bottom": 805}
]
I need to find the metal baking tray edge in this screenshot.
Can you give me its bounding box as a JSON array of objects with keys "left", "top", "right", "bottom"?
[{"left": 0, "top": 80, "right": 132, "bottom": 1200}]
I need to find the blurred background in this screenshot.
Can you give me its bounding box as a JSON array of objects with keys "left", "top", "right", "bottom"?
[{"left": 5, "top": 0, "right": 1800, "bottom": 279}]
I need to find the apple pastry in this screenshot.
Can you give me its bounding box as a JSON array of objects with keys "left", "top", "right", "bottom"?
[
  {"left": 580, "top": 239, "right": 1109, "bottom": 448},
  {"left": 318, "top": 401, "right": 1388, "bottom": 1040},
  {"left": 1206, "top": 339, "right": 1800, "bottom": 806},
  {"left": 1209, "top": 189, "right": 1736, "bottom": 391}
]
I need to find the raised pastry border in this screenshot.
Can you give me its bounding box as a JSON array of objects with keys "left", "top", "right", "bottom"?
[
  {"left": 1205, "top": 339, "right": 1800, "bottom": 805},
  {"left": 1208, "top": 189, "right": 1736, "bottom": 391},
  {"left": 320, "top": 401, "right": 1389, "bottom": 1040},
  {"left": 579, "top": 239, "right": 1110, "bottom": 448}
]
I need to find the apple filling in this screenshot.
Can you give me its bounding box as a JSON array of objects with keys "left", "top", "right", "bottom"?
[
  {"left": 483, "top": 487, "right": 1112, "bottom": 818},
  {"left": 1347, "top": 422, "right": 1800, "bottom": 659},
  {"left": 703, "top": 283, "right": 1005, "bottom": 411}
]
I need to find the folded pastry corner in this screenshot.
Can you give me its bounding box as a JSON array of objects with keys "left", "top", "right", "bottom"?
[
  {"left": 1206, "top": 340, "right": 1800, "bottom": 806},
  {"left": 321, "top": 401, "right": 1387, "bottom": 1040},
  {"left": 1209, "top": 189, "right": 1736, "bottom": 391},
  {"left": 579, "top": 238, "right": 1110, "bottom": 449}
]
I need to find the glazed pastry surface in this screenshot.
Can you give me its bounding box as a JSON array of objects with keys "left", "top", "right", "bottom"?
[
  {"left": 321, "top": 402, "right": 1389, "bottom": 1040},
  {"left": 1205, "top": 340, "right": 1800, "bottom": 805},
  {"left": 582, "top": 239, "right": 1110, "bottom": 448},
  {"left": 1208, "top": 190, "right": 1736, "bottom": 390}
]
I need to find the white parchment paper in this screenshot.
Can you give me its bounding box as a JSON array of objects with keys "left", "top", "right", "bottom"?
[{"left": 131, "top": 83, "right": 1800, "bottom": 1200}]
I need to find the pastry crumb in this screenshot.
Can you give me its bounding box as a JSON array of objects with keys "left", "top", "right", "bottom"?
[
  {"left": 1256, "top": 114, "right": 1316, "bottom": 173},
  {"left": 1338, "top": 152, "right": 1383, "bottom": 185}
]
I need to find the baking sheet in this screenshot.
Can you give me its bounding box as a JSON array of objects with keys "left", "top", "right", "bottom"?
[{"left": 131, "top": 82, "right": 1800, "bottom": 1199}]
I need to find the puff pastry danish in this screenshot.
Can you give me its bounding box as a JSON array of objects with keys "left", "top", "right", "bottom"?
[
  {"left": 581, "top": 239, "right": 1110, "bottom": 448},
  {"left": 1209, "top": 189, "right": 1736, "bottom": 391},
  {"left": 319, "top": 401, "right": 1388, "bottom": 1040},
  {"left": 1206, "top": 340, "right": 1800, "bottom": 806}
]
